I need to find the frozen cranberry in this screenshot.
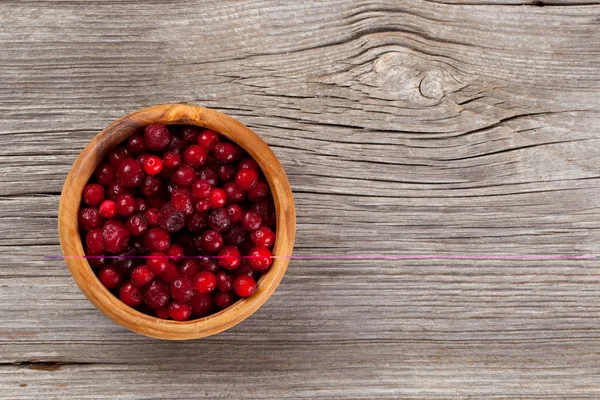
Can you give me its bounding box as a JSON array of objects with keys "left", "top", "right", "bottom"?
[
  {"left": 126, "top": 134, "right": 146, "bottom": 155},
  {"left": 168, "top": 301, "right": 192, "bottom": 321},
  {"left": 116, "top": 194, "right": 136, "bottom": 217},
  {"left": 171, "top": 188, "right": 194, "bottom": 215},
  {"left": 248, "top": 181, "right": 269, "bottom": 202},
  {"left": 218, "top": 245, "right": 241, "bottom": 270},
  {"left": 186, "top": 212, "right": 207, "bottom": 233},
  {"left": 192, "top": 271, "right": 216, "bottom": 294},
  {"left": 147, "top": 252, "right": 168, "bottom": 274},
  {"left": 144, "top": 227, "right": 171, "bottom": 252},
  {"left": 86, "top": 249, "right": 107, "bottom": 267},
  {"left": 218, "top": 164, "right": 236, "bottom": 181},
  {"left": 199, "top": 166, "right": 219, "bottom": 186},
  {"left": 83, "top": 184, "right": 105, "bottom": 206},
  {"left": 207, "top": 208, "right": 231, "bottom": 232},
  {"left": 191, "top": 179, "right": 211, "bottom": 199},
  {"left": 145, "top": 208, "right": 160, "bottom": 226},
  {"left": 198, "top": 257, "right": 219, "bottom": 274},
  {"left": 215, "top": 291, "right": 237, "bottom": 309},
  {"left": 160, "top": 262, "right": 179, "bottom": 283},
  {"left": 235, "top": 169, "right": 258, "bottom": 191},
  {"left": 250, "top": 226, "right": 275, "bottom": 248},
  {"left": 197, "top": 229, "right": 223, "bottom": 253},
  {"left": 170, "top": 277, "right": 195, "bottom": 301},
  {"left": 94, "top": 162, "right": 115, "bottom": 185},
  {"left": 253, "top": 198, "right": 276, "bottom": 226},
  {"left": 98, "top": 265, "right": 122, "bottom": 289},
  {"left": 158, "top": 203, "right": 185, "bottom": 233},
  {"left": 172, "top": 165, "right": 197, "bottom": 187},
  {"left": 238, "top": 158, "right": 260, "bottom": 171},
  {"left": 163, "top": 151, "right": 182, "bottom": 170},
  {"left": 126, "top": 213, "right": 148, "bottom": 236},
  {"left": 131, "top": 265, "right": 155, "bottom": 287},
  {"left": 86, "top": 229, "right": 104, "bottom": 253},
  {"left": 98, "top": 200, "right": 117, "bottom": 219},
  {"left": 120, "top": 281, "right": 143, "bottom": 307},
  {"left": 181, "top": 126, "right": 201, "bottom": 143},
  {"left": 145, "top": 280, "right": 170, "bottom": 308},
  {"left": 179, "top": 259, "right": 200, "bottom": 278},
  {"left": 209, "top": 188, "right": 226, "bottom": 208},
  {"left": 136, "top": 153, "right": 149, "bottom": 167},
  {"left": 117, "top": 159, "right": 143, "bottom": 187},
  {"left": 223, "top": 182, "right": 245, "bottom": 203},
  {"left": 198, "top": 129, "right": 219, "bottom": 150},
  {"left": 234, "top": 261, "right": 256, "bottom": 278},
  {"left": 224, "top": 224, "right": 247, "bottom": 246},
  {"left": 194, "top": 199, "right": 211, "bottom": 213},
  {"left": 113, "top": 247, "right": 136, "bottom": 271},
  {"left": 155, "top": 307, "right": 170, "bottom": 319},
  {"left": 183, "top": 145, "right": 208, "bottom": 168},
  {"left": 79, "top": 207, "right": 103, "bottom": 231},
  {"left": 142, "top": 155, "right": 163, "bottom": 176},
  {"left": 135, "top": 198, "right": 148, "bottom": 213},
  {"left": 166, "top": 244, "right": 185, "bottom": 262},
  {"left": 241, "top": 210, "right": 262, "bottom": 231},
  {"left": 109, "top": 146, "right": 130, "bottom": 169},
  {"left": 139, "top": 176, "right": 160, "bottom": 198},
  {"left": 233, "top": 275, "right": 257, "bottom": 298},
  {"left": 248, "top": 247, "right": 273, "bottom": 271},
  {"left": 191, "top": 293, "right": 215, "bottom": 317},
  {"left": 226, "top": 204, "right": 243, "bottom": 223},
  {"left": 216, "top": 271, "right": 233, "bottom": 292},
  {"left": 144, "top": 123, "right": 171, "bottom": 151},
  {"left": 213, "top": 142, "right": 237, "bottom": 164},
  {"left": 106, "top": 181, "right": 129, "bottom": 200},
  {"left": 131, "top": 236, "right": 147, "bottom": 254},
  {"left": 168, "top": 135, "right": 185, "bottom": 154}
]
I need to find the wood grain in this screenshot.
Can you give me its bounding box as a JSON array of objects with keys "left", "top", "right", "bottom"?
[{"left": 1, "top": 0, "right": 600, "bottom": 398}]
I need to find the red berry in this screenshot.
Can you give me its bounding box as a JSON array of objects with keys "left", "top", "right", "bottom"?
[
  {"left": 168, "top": 301, "right": 192, "bottom": 321},
  {"left": 226, "top": 204, "right": 243, "bottom": 223},
  {"left": 183, "top": 145, "right": 208, "bottom": 168},
  {"left": 98, "top": 265, "right": 122, "bottom": 289},
  {"left": 197, "top": 229, "right": 223, "bottom": 253},
  {"left": 102, "top": 220, "right": 130, "bottom": 253},
  {"left": 145, "top": 208, "right": 160, "bottom": 226},
  {"left": 163, "top": 151, "right": 181, "bottom": 170},
  {"left": 166, "top": 244, "right": 185, "bottom": 262},
  {"left": 145, "top": 280, "right": 170, "bottom": 308},
  {"left": 248, "top": 247, "right": 273, "bottom": 271},
  {"left": 250, "top": 226, "right": 275, "bottom": 248},
  {"left": 235, "top": 169, "right": 258, "bottom": 191},
  {"left": 170, "top": 277, "right": 195, "bottom": 301},
  {"left": 216, "top": 271, "right": 233, "bottom": 292},
  {"left": 126, "top": 134, "right": 146, "bottom": 155},
  {"left": 233, "top": 275, "right": 257, "bottom": 298},
  {"left": 117, "top": 159, "right": 143, "bottom": 187},
  {"left": 171, "top": 188, "right": 194, "bottom": 215},
  {"left": 199, "top": 166, "right": 218, "bottom": 186},
  {"left": 191, "top": 179, "right": 211, "bottom": 199},
  {"left": 197, "top": 129, "right": 220, "bottom": 150},
  {"left": 135, "top": 198, "right": 148, "bottom": 213},
  {"left": 168, "top": 135, "right": 185, "bottom": 154},
  {"left": 218, "top": 245, "right": 241, "bottom": 270},
  {"left": 116, "top": 194, "right": 136, "bottom": 217},
  {"left": 79, "top": 207, "right": 104, "bottom": 231},
  {"left": 99, "top": 200, "right": 117, "bottom": 219},
  {"left": 83, "top": 184, "right": 105, "bottom": 206},
  {"left": 131, "top": 265, "right": 155, "bottom": 287},
  {"left": 86, "top": 229, "right": 105, "bottom": 253},
  {"left": 181, "top": 126, "right": 201, "bottom": 143},
  {"left": 241, "top": 210, "right": 262, "bottom": 231},
  {"left": 215, "top": 291, "right": 237, "bottom": 309},
  {"left": 140, "top": 175, "right": 162, "bottom": 197},
  {"left": 190, "top": 293, "right": 215, "bottom": 317},
  {"left": 179, "top": 259, "right": 200, "bottom": 278},
  {"left": 238, "top": 158, "right": 260, "bottom": 171},
  {"left": 155, "top": 307, "right": 170, "bottom": 319},
  {"left": 126, "top": 213, "right": 148, "bottom": 236},
  {"left": 198, "top": 257, "right": 219, "bottom": 274},
  {"left": 172, "top": 165, "right": 197, "bottom": 187},
  {"left": 223, "top": 224, "right": 248, "bottom": 246},
  {"left": 144, "top": 123, "right": 171, "bottom": 152},
  {"left": 109, "top": 146, "right": 130, "bottom": 169},
  {"left": 147, "top": 252, "right": 169, "bottom": 274},
  {"left": 209, "top": 188, "right": 226, "bottom": 208},
  {"left": 106, "top": 180, "right": 130, "bottom": 200},
  {"left": 120, "top": 281, "right": 143, "bottom": 307},
  {"left": 218, "top": 164, "right": 237, "bottom": 181},
  {"left": 160, "top": 261, "right": 179, "bottom": 283},
  {"left": 187, "top": 212, "right": 207, "bottom": 233},
  {"left": 144, "top": 227, "right": 171, "bottom": 252},
  {"left": 207, "top": 208, "right": 231, "bottom": 232},
  {"left": 247, "top": 181, "right": 269, "bottom": 202},
  {"left": 194, "top": 199, "right": 211, "bottom": 213},
  {"left": 213, "top": 142, "right": 237, "bottom": 163},
  {"left": 193, "top": 271, "right": 217, "bottom": 294},
  {"left": 143, "top": 155, "right": 163, "bottom": 175},
  {"left": 94, "top": 162, "right": 115, "bottom": 185},
  {"left": 86, "top": 249, "right": 107, "bottom": 268},
  {"left": 159, "top": 203, "right": 185, "bottom": 233},
  {"left": 223, "top": 182, "right": 245, "bottom": 204}
]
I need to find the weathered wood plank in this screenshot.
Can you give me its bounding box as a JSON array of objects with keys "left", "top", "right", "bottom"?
[{"left": 1, "top": 0, "right": 600, "bottom": 398}]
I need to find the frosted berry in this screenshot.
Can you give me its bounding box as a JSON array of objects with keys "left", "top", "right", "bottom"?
[{"left": 144, "top": 123, "right": 171, "bottom": 151}]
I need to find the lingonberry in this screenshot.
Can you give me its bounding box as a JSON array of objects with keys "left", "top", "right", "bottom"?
[
  {"left": 197, "top": 229, "right": 223, "bottom": 253},
  {"left": 83, "top": 184, "right": 105, "bottom": 206},
  {"left": 199, "top": 166, "right": 219, "bottom": 186},
  {"left": 186, "top": 212, "right": 207, "bottom": 233},
  {"left": 235, "top": 169, "right": 258, "bottom": 191},
  {"left": 215, "top": 291, "right": 237, "bottom": 309},
  {"left": 143, "top": 155, "right": 163, "bottom": 175},
  {"left": 144, "top": 227, "right": 171, "bottom": 252},
  {"left": 99, "top": 200, "right": 117, "bottom": 219},
  {"left": 159, "top": 203, "right": 185, "bottom": 233},
  {"left": 113, "top": 247, "right": 136, "bottom": 271},
  {"left": 223, "top": 182, "right": 245, "bottom": 204},
  {"left": 144, "top": 123, "right": 171, "bottom": 151},
  {"left": 172, "top": 165, "right": 197, "bottom": 187},
  {"left": 241, "top": 210, "right": 262, "bottom": 231},
  {"left": 248, "top": 247, "right": 273, "bottom": 271},
  {"left": 155, "top": 306, "right": 171, "bottom": 319},
  {"left": 170, "top": 277, "right": 195, "bottom": 301},
  {"left": 160, "top": 262, "right": 180, "bottom": 283},
  {"left": 207, "top": 208, "right": 231, "bottom": 232},
  {"left": 233, "top": 275, "right": 257, "bottom": 298},
  {"left": 179, "top": 259, "right": 200, "bottom": 278},
  {"left": 198, "top": 257, "right": 219, "bottom": 274},
  {"left": 209, "top": 188, "right": 226, "bottom": 208},
  {"left": 191, "top": 179, "right": 211, "bottom": 199},
  {"left": 183, "top": 144, "right": 208, "bottom": 168},
  {"left": 216, "top": 271, "right": 233, "bottom": 292},
  {"left": 218, "top": 245, "right": 241, "bottom": 270},
  {"left": 117, "top": 159, "right": 143, "bottom": 187},
  {"left": 145, "top": 280, "right": 170, "bottom": 308},
  {"left": 218, "top": 164, "right": 237, "bottom": 181},
  {"left": 247, "top": 181, "right": 269, "bottom": 202},
  {"left": 166, "top": 244, "right": 185, "bottom": 262},
  {"left": 98, "top": 265, "right": 122, "bottom": 289},
  {"left": 86, "top": 249, "right": 107, "bottom": 267},
  {"left": 181, "top": 126, "right": 200, "bottom": 143},
  {"left": 168, "top": 301, "right": 192, "bottom": 321},
  {"left": 213, "top": 142, "right": 237, "bottom": 163},
  {"left": 171, "top": 188, "right": 194, "bottom": 215},
  {"left": 147, "top": 252, "right": 169, "bottom": 274},
  {"left": 141, "top": 175, "right": 162, "bottom": 197},
  {"left": 106, "top": 180, "right": 130, "bottom": 200},
  {"left": 101, "top": 220, "right": 130, "bottom": 253},
  {"left": 238, "top": 158, "right": 260, "bottom": 171},
  {"left": 190, "top": 293, "right": 215, "bottom": 317},
  {"left": 163, "top": 151, "right": 181, "bottom": 170},
  {"left": 197, "top": 129, "right": 219, "bottom": 150},
  {"left": 108, "top": 146, "right": 130, "bottom": 169},
  {"left": 194, "top": 199, "right": 211, "bottom": 213},
  {"left": 94, "top": 162, "right": 116, "bottom": 185},
  {"left": 86, "top": 229, "right": 105, "bottom": 253},
  {"left": 145, "top": 208, "right": 160, "bottom": 226},
  {"left": 226, "top": 204, "right": 243, "bottom": 223},
  {"left": 250, "top": 226, "right": 275, "bottom": 248},
  {"left": 135, "top": 198, "right": 148, "bottom": 213},
  {"left": 126, "top": 213, "right": 148, "bottom": 236},
  {"left": 79, "top": 207, "right": 104, "bottom": 231},
  {"left": 131, "top": 265, "right": 155, "bottom": 287},
  {"left": 168, "top": 135, "right": 185, "bottom": 154},
  {"left": 119, "top": 281, "right": 143, "bottom": 307},
  {"left": 224, "top": 223, "right": 247, "bottom": 246},
  {"left": 126, "top": 134, "right": 146, "bottom": 155},
  {"left": 116, "top": 194, "right": 136, "bottom": 217},
  {"left": 193, "top": 271, "right": 217, "bottom": 294}
]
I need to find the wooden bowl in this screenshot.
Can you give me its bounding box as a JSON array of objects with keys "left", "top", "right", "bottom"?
[{"left": 58, "top": 104, "right": 295, "bottom": 340}]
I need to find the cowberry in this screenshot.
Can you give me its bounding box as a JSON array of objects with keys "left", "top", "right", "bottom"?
[
  {"left": 168, "top": 301, "right": 192, "bottom": 321},
  {"left": 223, "top": 182, "right": 245, "bottom": 203},
  {"left": 144, "top": 227, "right": 171, "bottom": 252},
  {"left": 179, "top": 259, "right": 200, "bottom": 278},
  {"left": 250, "top": 226, "right": 275, "bottom": 248},
  {"left": 241, "top": 210, "right": 262, "bottom": 231},
  {"left": 131, "top": 265, "right": 155, "bottom": 287},
  {"left": 79, "top": 207, "right": 104, "bottom": 231},
  {"left": 171, "top": 188, "right": 194, "bottom": 215},
  {"left": 119, "top": 281, "right": 143, "bottom": 307},
  {"left": 143, "top": 155, "right": 163, "bottom": 175},
  {"left": 197, "top": 129, "right": 219, "bottom": 150},
  {"left": 207, "top": 208, "right": 231, "bottom": 232},
  {"left": 83, "top": 184, "right": 105, "bottom": 206},
  {"left": 247, "top": 181, "right": 269, "bottom": 202},
  {"left": 126, "top": 213, "right": 148, "bottom": 236},
  {"left": 226, "top": 204, "right": 243, "bottom": 223},
  {"left": 160, "top": 261, "right": 180, "bottom": 283},
  {"left": 199, "top": 166, "right": 219, "bottom": 186},
  {"left": 197, "top": 229, "right": 223, "bottom": 253},
  {"left": 144, "top": 123, "right": 171, "bottom": 151},
  {"left": 172, "top": 165, "right": 197, "bottom": 187},
  {"left": 218, "top": 164, "right": 237, "bottom": 181},
  {"left": 109, "top": 146, "right": 130, "bottom": 169},
  {"left": 216, "top": 271, "right": 233, "bottom": 292},
  {"left": 170, "top": 277, "right": 195, "bottom": 302},
  {"left": 183, "top": 145, "right": 208, "bottom": 168},
  {"left": 215, "top": 291, "right": 237, "bottom": 309},
  {"left": 86, "top": 229, "right": 105, "bottom": 253},
  {"left": 145, "top": 280, "right": 170, "bottom": 308},
  {"left": 126, "top": 134, "right": 146, "bottom": 155},
  {"left": 99, "top": 200, "right": 117, "bottom": 219},
  {"left": 247, "top": 247, "right": 273, "bottom": 271},
  {"left": 191, "top": 293, "right": 215, "bottom": 317},
  {"left": 98, "top": 265, "right": 123, "bottom": 289},
  {"left": 191, "top": 179, "right": 211, "bottom": 199},
  {"left": 181, "top": 126, "right": 200, "bottom": 143},
  {"left": 235, "top": 169, "right": 258, "bottom": 191},
  {"left": 147, "top": 252, "right": 169, "bottom": 274},
  {"left": 116, "top": 194, "right": 136, "bottom": 217},
  {"left": 193, "top": 271, "right": 217, "bottom": 294},
  {"left": 209, "top": 188, "right": 226, "bottom": 208},
  {"left": 233, "top": 275, "right": 257, "bottom": 298},
  {"left": 94, "top": 162, "right": 115, "bottom": 185},
  {"left": 213, "top": 142, "right": 237, "bottom": 163}
]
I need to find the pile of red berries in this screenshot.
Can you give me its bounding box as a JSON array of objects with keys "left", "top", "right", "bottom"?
[{"left": 79, "top": 123, "right": 276, "bottom": 321}]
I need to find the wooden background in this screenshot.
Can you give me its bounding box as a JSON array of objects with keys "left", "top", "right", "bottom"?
[{"left": 1, "top": 0, "right": 600, "bottom": 398}]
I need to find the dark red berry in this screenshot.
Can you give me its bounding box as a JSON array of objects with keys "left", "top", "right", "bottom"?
[
  {"left": 193, "top": 271, "right": 217, "bottom": 294},
  {"left": 117, "top": 159, "right": 143, "bottom": 187},
  {"left": 163, "top": 151, "right": 182, "bottom": 170},
  {"left": 248, "top": 247, "right": 273, "bottom": 271},
  {"left": 83, "top": 184, "right": 105, "bottom": 206},
  {"left": 197, "top": 129, "right": 219, "bottom": 150},
  {"left": 131, "top": 236, "right": 147, "bottom": 254},
  {"left": 226, "top": 204, "right": 243, "bottom": 223},
  {"left": 198, "top": 257, "right": 219, "bottom": 274},
  {"left": 86, "top": 249, "right": 107, "bottom": 267},
  {"left": 171, "top": 188, "right": 194, "bottom": 215},
  {"left": 216, "top": 271, "right": 233, "bottom": 292},
  {"left": 235, "top": 169, "right": 258, "bottom": 191},
  {"left": 197, "top": 229, "right": 223, "bottom": 253},
  {"left": 144, "top": 123, "right": 171, "bottom": 152},
  {"left": 223, "top": 182, "right": 245, "bottom": 203},
  {"left": 143, "top": 155, "right": 163, "bottom": 175},
  {"left": 113, "top": 247, "right": 136, "bottom": 271},
  {"left": 109, "top": 146, "right": 130, "bottom": 169},
  {"left": 168, "top": 301, "right": 192, "bottom": 321},
  {"left": 147, "top": 252, "right": 168, "bottom": 274},
  {"left": 181, "top": 126, "right": 201, "bottom": 143},
  {"left": 241, "top": 210, "right": 262, "bottom": 231},
  {"left": 131, "top": 265, "right": 155, "bottom": 287},
  {"left": 126, "top": 134, "right": 146, "bottom": 155},
  {"left": 94, "top": 162, "right": 116, "bottom": 185},
  {"left": 179, "top": 259, "right": 200, "bottom": 278},
  {"left": 186, "top": 212, "right": 207, "bottom": 233},
  {"left": 218, "top": 245, "right": 241, "bottom": 270},
  {"left": 120, "top": 281, "right": 143, "bottom": 307},
  {"left": 159, "top": 203, "right": 185, "bottom": 233},
  {"left": 233, "top": 275, "right": 257, "bottom": 298},
  {"left": 126, "top": 213, "right": 148, "bottom": 236},
  {"left": 139, "top": 176, "right": 161, "bottom": 198},
  {"left": 106, "top": 180, "right": 130, "bottom": 200},
  {"left": 194, "top": 199, "right": 211, "bottom": 213},
  {"left": 86, "top": 229, "right": 104, "bottom": 253},
  {"left": 190, "top": 293, "right": 215, "bottom": 317},
  {"left": 218, "top": 164, "right": 237, "bottom": 181},
  {"left": 209, "top": 188, "right": 226, "bottom": 208},
  {"left": 79, "top": 207, "right": 104, "bottom": 231},
  {"left": 155, "top": 307, "right": 170, "bottom": 319},
  {"left": 166, "top": 244, "right": 185, "bottom": 263},
  {"left": 215, "top": 291, "right": 237, "bottom": 309},
  {"left": 172, "top": 165, "right": 197, "bottom": 187},
  {"left": 191, "top": 179, "right": 211, "bottom": 199},
  {"left": 99, "top": 200, "right": 117, "bottom": 219},
  {"left": 168, "top": 135, "right": 185, "bottom": 154},
  {"left": 207, "top": 208, "right": 231, "bottom": 232},
  {"left": 98, "top": 265, "right": 123, "bottom": 289},
  {"left": 198, "top": 166, "right": 218, "bottom": 187},
  {"left": 247, "top": 181, "right": 269, "bottom": 202},
  {"left": 224, "top": 224, "right": 248, "bottom": 246},
  {"left": 160, "top": 261, "right": 179, "bottom": 283},
  {"left": 101, "top": 220, "right": 130, "bottom": 253},
  {"left": 145, "top": 280, "right": 170, "bottom": 308},
  {"left": 170, "top": 277, "right": 195, "bottom": 301},
  {"left": 213, "top": 142, "right": 237, "bottom": 164},
  {"left": 238, "top": 158, "right": 260, "bottom": 171},
  {"left": 144, "top": 227, "right": 171, "bottom": 252},
  {"left": 116, "top": 194, "right": 136, "bottom": 217},
  {"left": 145, "top": 208, "right": 160, "bottom": 226},
  {"left": 250, "top": 226, "right": 275, "bottom": 248},
  {"left": 183, "top": 145, "right": 208, "bottom": 168},
  {"left": 135, "top": 198, "right": 148, "bottom": 213}
]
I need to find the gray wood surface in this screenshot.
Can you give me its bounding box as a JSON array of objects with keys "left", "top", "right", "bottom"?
[{"left": 1, "top": 0, "right": 600, "bottom": 398}]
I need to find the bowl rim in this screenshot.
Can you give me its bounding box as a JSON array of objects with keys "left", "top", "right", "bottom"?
[{"left": 58, "top": 104, "right": 296, "bottom": 340}]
